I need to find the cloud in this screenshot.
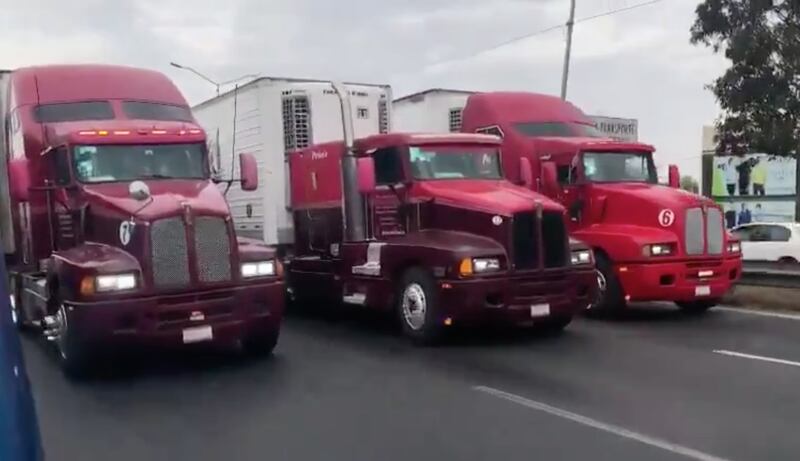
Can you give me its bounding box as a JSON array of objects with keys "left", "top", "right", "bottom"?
[{"left": 0, "top": 0, "right": 726, "bottom": 179}]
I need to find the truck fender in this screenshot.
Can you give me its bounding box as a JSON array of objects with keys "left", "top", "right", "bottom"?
[
  {"left": 574, "top": 225, "right": 679, "bottom": 262},
  {"left": 50, "top": 243, "right": 142, "bottom": 301}
]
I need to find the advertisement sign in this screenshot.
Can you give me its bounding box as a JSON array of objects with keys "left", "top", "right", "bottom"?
[
  {"left": 711, "top": 154, "right": 796, "bottom": 197},
  {"left": 590, "top": 116, "right": 638, "bottom": 142},
  {"left": 719, "top": 200, "right": 795, "bottom": 229}
]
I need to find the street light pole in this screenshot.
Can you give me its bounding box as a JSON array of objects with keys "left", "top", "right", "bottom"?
[
  {"left": 560, "top": 0, "right": 577, "bottom": 100},
  {"left": 169, "top": 62, "right": 260, "bottom": 96}
]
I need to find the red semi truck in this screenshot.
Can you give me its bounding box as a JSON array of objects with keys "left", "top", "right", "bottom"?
[
  {"left": 1, "top": 65, "right": 285, "bottom": 376},
  {"left": 399, "top": 90, "right": 742, "bottom": 314},
  {"left": 285, "top": 86, "right": 598, "bottom": 342}
]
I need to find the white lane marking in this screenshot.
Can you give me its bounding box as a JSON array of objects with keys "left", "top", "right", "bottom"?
[
  {"left": 717, "top": 307, "right": 800, "bottom": 321},
  {"left": 713, "top": 350, "right": 800, "bottom": 368},
  {"left": 473, "top": 386, "right": 732, "bottom": 461}
]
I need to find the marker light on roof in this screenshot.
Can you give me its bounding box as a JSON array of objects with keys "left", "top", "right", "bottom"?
[
  {"left": 78, "top": 131, "right": 96, "bottom": 136},
  {"left": 113, "top": 130, "right": 130, "bottom": 135},
  {"left": 151, "top": 130, "right": 167, "bottom": 135},
  {"left": 188, "top": 129, "right": 202, "bottom": 134},
  {"left": 97, "top": 130, "right": 109, "bottom": 136}
]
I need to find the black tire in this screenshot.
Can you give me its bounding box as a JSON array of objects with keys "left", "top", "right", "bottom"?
[
  {"left": 587, "top": 253, "right": 626, "bottom": 317},
  {"left": 676, "top": 299, "right": 719, "bottom": 315},
  {"left": 534, "top": 315, "right": 573, "bottom": 335},
  {"left": 55, "top": 305, "right": 94, "bottom": 379},
  {"left": 243, "top": 328, "right": 280, "bottom": 357},
  {"left": 396, "top": 267, "right": 443, "bottom": 345}
]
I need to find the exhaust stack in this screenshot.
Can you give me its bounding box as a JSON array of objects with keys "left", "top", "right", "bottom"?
[{"left": 331, "top": 82, "right": 366, "bottom": 242}]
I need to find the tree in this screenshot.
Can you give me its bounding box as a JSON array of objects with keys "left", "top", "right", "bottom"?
[
  {"left": 680, "top": 175, "right": 699, "bottom": 194},
  {"left": 691, "top": 0, "right": 800, "bottom": 156}
]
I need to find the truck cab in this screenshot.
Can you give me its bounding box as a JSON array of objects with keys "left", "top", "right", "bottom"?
[
  {"left": 288, "top": 132, "right": 597, "bottom": 342},
  {"left": 460, "top": 92, "right": 742, "bottom": 314},
  {"left": 2, "top": 65, "right": 284, "bottom": 376}
]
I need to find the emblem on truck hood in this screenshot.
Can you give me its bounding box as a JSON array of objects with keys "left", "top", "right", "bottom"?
[
  {"left": 492, "top": 215, "right": 503, "bottom": 226},
  {"left": 658, "top": 209, "right": 675, "bottom": 227},
  {"left": 119, "top": 221, "right": 134, "bottom": 246}
]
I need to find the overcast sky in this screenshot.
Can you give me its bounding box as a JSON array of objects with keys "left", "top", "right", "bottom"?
[{"left": 0, "top": 0, "right": 726, "bottom": 179}]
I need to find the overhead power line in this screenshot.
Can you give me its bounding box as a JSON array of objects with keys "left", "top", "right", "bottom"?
[{"left": 424, "top": 0, "right": 666, "bottom": 70}]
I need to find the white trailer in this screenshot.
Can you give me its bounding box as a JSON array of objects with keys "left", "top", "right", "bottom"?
[
  {"left": 393, "top": 88, "right": 638, "bottom": 141},
  {"left": 192, "top": 77, "right": 392, "bottom": 247},
  {"left": 0, "top": 70, "right": 14, "bottom": 254}
]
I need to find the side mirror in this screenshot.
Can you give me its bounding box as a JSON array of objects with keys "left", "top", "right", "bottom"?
[
  {"left": 519, "top": 157, "right": 534, "bottom": 189},
  {"left": 541, "top": 161, "right": 561, "bottom": 197},
  {"left": 356, "top": 157, "right": 376, "bottom": 194},
  {"left": 8, "top": 158, "right": 31, "bottom": 202},
  {"left": 239, "top": 153, "right": 258, "bottom": 192},
  {"left": 668, "top": 164, "right": 680, "bottom": 189}
]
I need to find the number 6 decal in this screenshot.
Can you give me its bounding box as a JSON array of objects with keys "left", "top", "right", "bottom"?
[{"left": 658, "top": 209, "right": 675, "bottom": 227}]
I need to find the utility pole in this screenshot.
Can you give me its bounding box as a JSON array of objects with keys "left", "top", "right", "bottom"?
[{"left": 560, "top": 0, "right": 577, "bottom": 100}]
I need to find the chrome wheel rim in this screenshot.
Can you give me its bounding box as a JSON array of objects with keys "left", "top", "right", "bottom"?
[
  {"left": 591, "top": 269, "right": 608, "bottom": 309},
  {"left": 9, "top": 294, "right": 17, "bottom": 325},
  {"left": 56, "top": 305, "right": 69, "bottom": 360},
  {"left": 402, "top": 283, "right": 427, "bottom": 331}
]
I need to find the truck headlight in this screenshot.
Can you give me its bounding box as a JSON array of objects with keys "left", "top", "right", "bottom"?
[
  {"left": 83, "top": 273, "right": 137, "bottom": 295},
  {"left": 643, "top": 243, "right": 674, "bottom": 257},
  {"left": 570, "top": 249, "right": 592, "bottom": 265},
  {"left": 728, "top": 242, "right": 741, "bottom": 253},
  {"left": 241, "top": 260, "right": 277, "bottom": 278},
  {"left": 459, "top": 257, "right": 501, "bottom": 276}
]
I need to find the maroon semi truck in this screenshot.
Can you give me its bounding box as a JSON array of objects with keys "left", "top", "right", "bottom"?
[
  {"left": 286, "top": 90, "right": 598, "bottom": 342},
  {"left": 1, "top": 65, "right": 284, "bottom": 376}
]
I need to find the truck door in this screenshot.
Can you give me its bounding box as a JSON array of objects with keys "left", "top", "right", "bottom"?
[{"left": 369, "top": 147, "right": 407, "bottom": 239}]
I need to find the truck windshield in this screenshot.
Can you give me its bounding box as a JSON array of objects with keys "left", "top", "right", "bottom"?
[
  {"left": 73, "top": 143, "right": 206, "bottom": 183},
  {"left": 408, "top": 146, "right": 502, "bottom": 180},
  {"left": 514, "top": 122, "right": 603, "bottom": 138},
  {"left": 582, "top": 151, "right": 657, "bottom": 183}
]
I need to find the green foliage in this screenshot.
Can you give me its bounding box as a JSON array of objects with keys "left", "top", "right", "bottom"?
[
  {"left": 680, "top": 175, "right": 699, "bottom": 193},
  {"left": 691, "top": 0, "right": 800, "bottom": 156}
]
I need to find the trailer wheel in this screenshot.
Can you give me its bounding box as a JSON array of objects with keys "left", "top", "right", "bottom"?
[
  {"left": 53, "top": 304, "right": 93, "bottom": 379},
  {"left": 396, "top": 267, "right": 443, "bottom": 345},
  {"left": 243, "top": 328, "right": 280, "bottom": 357},
  {"left": 588, "top": 253, "right": 626, "bottom": 316},
  {"left": 676, "top": 299, "right": 719, "bottom": 315}
]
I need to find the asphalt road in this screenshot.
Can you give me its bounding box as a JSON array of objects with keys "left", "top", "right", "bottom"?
[{"left": 21, "top": 304, "right": 800, "bottom": 461}]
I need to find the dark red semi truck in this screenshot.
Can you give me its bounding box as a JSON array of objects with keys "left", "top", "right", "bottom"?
[
  {"left": 286, "top": 88, "right": 598, "bottom": 342},
  {"left": 453, "top": 92, "right": 742, "bottom": 314},
  {"left": 1, "top": 65, "right": 284, "bottom": 376}
]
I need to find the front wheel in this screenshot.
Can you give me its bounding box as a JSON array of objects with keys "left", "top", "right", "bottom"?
[
  {"left": 53, "top": 304, "right": 94, "bottom": 379},
  {"left": 396, "top": 267, "right": 443, "bottom": 345},
  {"left": 587, "top": 254, "right": 626, "bottom": 317},
  {"left": 676, "top": 299, "right": 719, "bottom": 315}
]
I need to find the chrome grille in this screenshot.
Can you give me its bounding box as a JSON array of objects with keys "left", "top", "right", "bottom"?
[
  {"left": 195, "top": 216, "right": 232, "bottom": 283},
  {"left": 685, "top": 208, "right": 704, "bottom": 255},
  {"left": 706, "top": 207, "right": 724, "bottom": 255},
  {"left": 151, "top": 217, "right": 190, "bottom": 288}
]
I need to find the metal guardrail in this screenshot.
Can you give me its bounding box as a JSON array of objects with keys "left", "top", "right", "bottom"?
[{"left": 740, "top": 261, "right": 800, "bottom": 289}]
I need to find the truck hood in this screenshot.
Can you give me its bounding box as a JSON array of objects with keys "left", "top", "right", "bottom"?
[
  {"left": 414, "top": 180, "right": 562, "bottom": 215},
  {"left": 82, "top": 180, "right": 230, "bottom": 220},
  {"left": 587, "top": 182, "right": 718, "bottom": 227}
]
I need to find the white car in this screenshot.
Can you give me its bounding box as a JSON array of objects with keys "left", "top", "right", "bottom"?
[{"left": 731, "top": 222, "right": 800, "bottom": 263}]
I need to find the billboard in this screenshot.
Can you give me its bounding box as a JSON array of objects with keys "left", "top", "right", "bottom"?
[
  {"left": 711, "top": 154, "right": 796, "bottom": 197},
  {"left": 590, "top": 116, "right": 638, "bottom": 142},
  {"left": 720, "top": 200, "right": 795, "bottom": 229}
]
